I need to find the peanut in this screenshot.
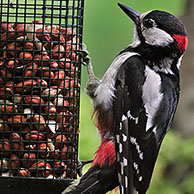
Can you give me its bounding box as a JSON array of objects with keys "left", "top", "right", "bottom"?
[
  {"left": 10, "top": 154, "right": 19, "bottom": 173},
  {"left": 24, "top": 96, "right": 45, "bottom": 106},
  {"left": 0, "top": 139, "right": 10, "bottom": 157},
  {"left": 44, "top": 102, "right": 57, "bottom": 119},
  {"left": 15, "top": 79, "right": 37, "bottom": 93},
  {"left": 30, "top": 161, "right": 51, "bottom": 177},
  {"left": 14, "top": 23, "right": 27, "bottom": 36},
  {"left": 22, "top": 153, "right": 36, "bottom": 168},
  {"left": 19, "top": 169, "right": 31, "bottom": 177},
  {"left": 0, "top": 120, "right": 10, "bottom": 133},
  {"left": 36, "top": 28, "right": 50, "bottom": 42},
  {"left": 0, "top": 21, "right": 80, "bottom": 179},
  {"left": 1, "top": 21, "right": 13, "bottom": 31},
  {"left": 25, "top": 131, "right": 45, "bottom": 142},
  {"left": 7, "top": 115, "right": 27, "bottom": 127},
  {"left": 34, "top": 54, "right": 50, "bottom": 66},
  {"left": 7, "top": 59, "right": 20, "bottom": 69},
  {"left": 39, "top": 143, "right": 49, "bottom": 158},
  {"left": 19, "top": 52, "right": 33, "bottom": 64},
  {"left": 54, "top": 161, "right": 66, "bottom": 177},
  {"left": 55, "top": 134, "right": 67, "bottom": 149},
  {"left": 24, "top": 62, "right": 39, "bottom": 77},
  {"left": 41, "top": 67, "right": 55, "bottom": 78},
  {"left": 51, "top": 45, "right": 65, "bottom": 59},
  {"left": 36, "top": 78, "right": 48, "bottom": 87},
  {"left": 24, "top": 42, "right": 35, "bottom": 50},
  {"left": 51, "top": 28, "right": 65, "bottom": 42},
  {"left": 5, "top": 42, "right": 21, "bottom": 57},
  {"left": 33, "top": 114, "right": 46, "bottom": 131},
  {"left": 41, "top": 88, "right": 58, "bottom": 99}
]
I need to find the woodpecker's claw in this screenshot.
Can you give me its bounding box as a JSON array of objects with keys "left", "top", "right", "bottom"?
[
  {"left": 81, "top": 43, "right": 91, "bottom": 66},
  {"left": 81, "top": 43, "right": 101, "bottom": 99},
  {"left": 77, "top": 159, "right": 93, "bottom": 177}
]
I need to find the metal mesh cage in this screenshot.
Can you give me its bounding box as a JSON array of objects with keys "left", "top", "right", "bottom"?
[{"left": 0, "top": 0, "right": 84, "bottom": 193}]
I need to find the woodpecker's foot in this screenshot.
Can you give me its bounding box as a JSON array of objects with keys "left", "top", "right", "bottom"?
[
  {"left": 81, "top": 43, "right": 91, "bottom": 66},
  {"left": 80, "top": 43, "right": 101, "bottom": 99},
  {"left": 77, "top": 159, "right": 93, "bottom": 177}
]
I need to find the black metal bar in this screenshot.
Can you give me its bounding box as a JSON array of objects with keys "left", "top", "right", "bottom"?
[{"left": 0, "top": 176, "right": 72, "bottom": 194}]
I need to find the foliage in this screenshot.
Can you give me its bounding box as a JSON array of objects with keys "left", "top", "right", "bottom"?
[
  {"left": 79, "top": 92, "right": 100, "bottom": 161},
  {"left": 149, "top": 130, "right": 194, "bottom": 194}
]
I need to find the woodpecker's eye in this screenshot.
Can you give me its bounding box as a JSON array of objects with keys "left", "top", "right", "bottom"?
[{"left": 143, "top": 19, "right": 154, "bottom": 28}]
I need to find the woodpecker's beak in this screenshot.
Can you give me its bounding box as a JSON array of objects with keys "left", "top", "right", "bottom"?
[{"left": 118, "top": 3, "right": 141, "bottom": 25}]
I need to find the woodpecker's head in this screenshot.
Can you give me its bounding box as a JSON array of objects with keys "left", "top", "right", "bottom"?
[{"left": 118, "top": 3, "right": 188, "bottom": 57}]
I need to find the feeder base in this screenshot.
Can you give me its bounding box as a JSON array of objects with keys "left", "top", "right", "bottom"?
[{"left": 0, "top": 177, "right": 72, "bottom": 194}]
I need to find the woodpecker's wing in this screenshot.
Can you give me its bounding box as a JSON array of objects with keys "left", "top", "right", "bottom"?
[{"left": 113, "top": 54, "right": 179, "bottom": 194}]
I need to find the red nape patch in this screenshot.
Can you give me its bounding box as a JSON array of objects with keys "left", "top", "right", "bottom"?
[
  {"left": 92, "top": 138, "right": 116, "bottom": 167},
  {"left": 172, "top": 34, "right": 188, "bottom": 54}
]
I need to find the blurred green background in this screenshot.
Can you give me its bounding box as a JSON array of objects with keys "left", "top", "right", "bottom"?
[{"left": 78, "top": 0, "right": 194, "bottom": 193}]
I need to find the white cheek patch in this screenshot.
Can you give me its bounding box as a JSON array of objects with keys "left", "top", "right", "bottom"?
[{"left": 142, "top": 27, "right": 174, "bottom": 47}]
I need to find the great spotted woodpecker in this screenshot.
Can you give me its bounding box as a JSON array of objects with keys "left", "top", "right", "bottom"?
[{"left": 63, "top": 2, "right": 188, "bottom": 194}]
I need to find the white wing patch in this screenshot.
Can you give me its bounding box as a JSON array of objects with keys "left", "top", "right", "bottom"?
[
  {"left": 142, "top": 66, "right": 163, "bottom": 131},
  {"left": 133, "top": 162, "right": 140, "bottom": 175},
  {"left": 123, "top": 157, "right": 128, "bottom": 166},
  {"left": 139, "top": 176, "right": 143, "bottom": 182},
  {"left": 130, "top": 136, "right": 144, "bottom": 160},
  {"left": 94, "top": 52, "right": 139, "bottom": 109},
  {"left": 125, "top": 176, "right": 128, "bottom": 188},
  {"left": 119, "top": 143, "right": 123, "bottom": 153},
  {"left": 122, "top": 114, "right": 127, "bottom": 121},
  {"left": 119, "top": 122, "right": 122, "bottom": 130},
  {"left": 122, "top": 134, "right": 127, "bottom": 142},
  {"left": 121, "top": 185, "right": 124, "bottom": 194}
]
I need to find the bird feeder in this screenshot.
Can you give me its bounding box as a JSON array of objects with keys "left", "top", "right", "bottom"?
[{"left": 0, "top": 0, "right": 84, "bottom": 193}]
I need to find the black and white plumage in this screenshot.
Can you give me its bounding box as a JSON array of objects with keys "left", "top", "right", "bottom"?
[
  {"left": 113, "top": 54, "right": 180, "bottom": 194},
  {"left": 63, "top": 3, "right": 188, "bottom": 194}
]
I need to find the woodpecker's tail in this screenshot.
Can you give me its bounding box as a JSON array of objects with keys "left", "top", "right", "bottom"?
[
  {"left": 62, "top": 132, "right": 119, "bottom": 194},
  {"left": 62, "top": 163, "right": 118, "bottom": 194}
]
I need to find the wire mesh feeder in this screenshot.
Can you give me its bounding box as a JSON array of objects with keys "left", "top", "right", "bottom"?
[{"left": 0, "top": 0, "right": 84, "bottom": 193}]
